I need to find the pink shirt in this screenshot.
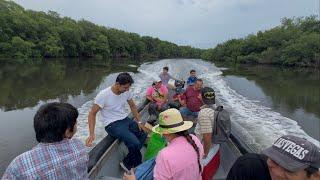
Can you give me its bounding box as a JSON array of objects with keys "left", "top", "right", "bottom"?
[
  {"left": 154, "top": 135, "right": 204, "bottom": 180},
  {"left": 146, "top": 85, "right": 168, "bottom": 106}
]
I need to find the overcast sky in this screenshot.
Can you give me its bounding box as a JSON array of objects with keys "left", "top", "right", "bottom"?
[{"left": 13, "top": 0, "right": 319, "bottom": 49}]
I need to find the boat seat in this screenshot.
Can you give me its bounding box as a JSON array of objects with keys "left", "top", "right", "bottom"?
[{"left": 96, "top": 176, "right": 121, "bottom": 180}]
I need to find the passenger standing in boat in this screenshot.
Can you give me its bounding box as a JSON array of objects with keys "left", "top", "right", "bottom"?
[
  {"left": 180, "top": 79, "right": 203, "bottom": 119},
  {"left": 85, "top": 73, "right": 147, "bottom": 171},
  {"left": 227, "top": 135, "right": 320, "bottom": 180},
  {"left": 123, "top": 108, "right": 204, "bottom": 180},
  {"left": 146, "top": 77, "right": 169, "bottom": 120},
  {"left": 2, "top": 102, "right": 89, "bottom": 179},
  {"left": 195, "top": 87, "right": 221, "bottom": 180},
  {"left": 159, "top": 66, "right": 179, "bottom": 88},
  {"left": 186, "top": 69, "right": 197, "bottom": 86}
]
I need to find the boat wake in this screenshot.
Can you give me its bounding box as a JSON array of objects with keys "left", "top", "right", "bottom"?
[{"left": 75, "top": 59, "right": 319, "bottom": 151}]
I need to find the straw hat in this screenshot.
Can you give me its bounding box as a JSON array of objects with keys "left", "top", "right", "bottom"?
[{"left": 152, "top": 108, "right": 193, "bottom": 134}]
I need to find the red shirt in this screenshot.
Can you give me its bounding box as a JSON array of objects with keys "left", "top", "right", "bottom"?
[{"left": 183, "top": 86, "right": 203, "bottom": 112}]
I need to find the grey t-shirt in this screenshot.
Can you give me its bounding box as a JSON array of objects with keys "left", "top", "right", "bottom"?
[{"left": 159, "top": 73, "right": 176, "bottom": 85}]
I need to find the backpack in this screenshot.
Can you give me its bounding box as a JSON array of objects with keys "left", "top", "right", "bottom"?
[
  {"left": 212, "top": 106, "right": 231, "bottom": 144},
  {"left": 135, "top": 158, "right": 156, "bottom": 180}
]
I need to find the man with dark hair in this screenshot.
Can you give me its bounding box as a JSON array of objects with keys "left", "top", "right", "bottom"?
[
  {"left": 159, "top": 66, "right": 179, "bottom": 87},
  {"left": 227, "top": 135, "right": 320, "bottom": 180},
  {"left": 86, "top": 72, "right": 147, "bottom": 171},
  {"left": 187, "top": 69, "right": 197, "bottom": 86},
  {"left": 2, "top": 102, "right": 88, "bottom": 179},
  {"left": 180, "top": 79, "right": 203, "bottom": 119}
]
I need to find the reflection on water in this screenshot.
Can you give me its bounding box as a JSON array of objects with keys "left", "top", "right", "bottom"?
[
  {"left": 218, "top": 63, "right": 320, "bottom": 141},
  {"left": 0, "top": 58, "right": 140, "bottom": 175},
  {"left": 0, "top": 59, "right": 139, "bottom": 111}
]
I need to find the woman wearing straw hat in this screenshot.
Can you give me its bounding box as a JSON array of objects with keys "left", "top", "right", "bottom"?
[{"left": 124, "top": 108, "right": 204, "bottom": 180}]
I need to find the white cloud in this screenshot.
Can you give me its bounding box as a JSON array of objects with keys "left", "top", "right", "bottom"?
[{"left": 13, "top": 0, "right": 318, "bottom": 48}]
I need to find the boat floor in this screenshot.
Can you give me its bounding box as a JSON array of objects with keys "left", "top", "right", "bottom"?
[{"left": 94, "top": 137, "right": 240, "bottom": 180}]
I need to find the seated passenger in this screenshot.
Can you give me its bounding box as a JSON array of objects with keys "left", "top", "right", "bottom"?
[
  {"left": 159, "top": 66, "right": 179, "bottom": 88},
  {"left": 123, "top": 108, "right": 204, "bottom": 180},
  {"left": 86, "top": 73, "right": 146, "bottom": 171},
  {"left": 180, "top": 79, "right": 203, "bottom": 119},
  {"left": 169, "top": 87, "right": 185, "bottom": 109},
  {"left": 186, "top": 69, "right": 197, "bottom": 86},
  {"left": 195, "top": 87, "right": 220, "bottom": 180},
  {"left": 146, "top": 77, "right": 169, "bottom": 120},
  {"left": 227, "top": 135, "right": 320, "bottom": 180},
  {"left": 2, "top": 102, "right": 88, "bottom": 179}
]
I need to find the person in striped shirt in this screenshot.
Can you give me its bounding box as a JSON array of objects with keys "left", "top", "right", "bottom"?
[
  {"left": 2, "top": 102, "right": 88, "bottom": 180},
  {"left": 195, "top": 87, "right": 220, "bottom": 180}
]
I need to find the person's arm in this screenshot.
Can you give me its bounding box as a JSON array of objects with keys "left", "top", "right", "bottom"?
[
  {"left": 146, "top": 87, "right": 155, "bottom": 102},
  {"left": 128, "top": 99, "right": 146, "bottom": 131},
  {"left": 163, "top": 92, "right": 168, "bottom": 103},
  {"left": 161, "top": 86, "right": 169, "bottom": 103},
  {"left": 123, "top": 169, "right": 136, "bottom": 180},
  {"left": 198, "top": 109, "right": 214, "bottom": 158},
  {"left": 186, "top": 77, "right": 191, "bottom": 85},
  {"left": 179, "top": 93, "right": 186, "bottom": 106},
  {"left": 168, "top": 73, "right": 179, "bottom": 81},
  {"left": 127, "top": 99, "right": 141, "bottom": 122},
  {"left": 147, "top": 95, "right": 155, "bottom": 102},
  {"left": 203, "top": 133, "right": 212, "bottom": 158},
  {"left": 85, "top": 104, "right": 100, "bottom": 147},
  {"left": 172, "top": 94, "right": 179, "bottom": 101}
]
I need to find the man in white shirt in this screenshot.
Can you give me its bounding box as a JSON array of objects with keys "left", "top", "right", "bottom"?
[{"left": 85, "top": 72, "right": 147, "bottom": 171}]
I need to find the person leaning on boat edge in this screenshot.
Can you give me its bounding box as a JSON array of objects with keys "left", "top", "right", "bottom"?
[
  {"left": 85, "top": 72, "right": 147, "bottom": 171},
  {"left": 2, "top": 102, "right": 89, "bottom": 180},
  {"left": 227, "top": 135, "right": 320, "bottom": 180}
]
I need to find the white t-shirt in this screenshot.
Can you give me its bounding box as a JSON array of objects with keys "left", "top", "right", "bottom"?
[{"left": 94, "top": 87, "right": 133, "bottom": 126}]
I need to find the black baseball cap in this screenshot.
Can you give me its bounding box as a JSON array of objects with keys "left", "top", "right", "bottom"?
[{"left": 201, "top": 87, "right": 215, "bottom": 105}]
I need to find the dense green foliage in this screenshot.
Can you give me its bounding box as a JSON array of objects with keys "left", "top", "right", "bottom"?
[
  {"left": 0, "top": 0, "right": 202, "bottom": 59},
  {"left": 202, "top": 16, "right": 320, "bottom": 67}
]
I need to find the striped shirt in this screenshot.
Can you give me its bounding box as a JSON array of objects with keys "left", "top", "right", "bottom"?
[
  {"left": 2, "top": 138, "right": 88, "bottom": 180},
  {"left": 195, "top": 105, "right": 215, "bottom": 140}
]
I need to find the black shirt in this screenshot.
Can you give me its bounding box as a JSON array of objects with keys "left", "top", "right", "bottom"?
[{"left": 226, "top": 153, "right": 272, "bottom": 180}]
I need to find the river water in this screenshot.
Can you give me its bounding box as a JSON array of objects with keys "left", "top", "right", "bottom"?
[{"left": 0, "top": 59, "right": 319, "bottom": 174}]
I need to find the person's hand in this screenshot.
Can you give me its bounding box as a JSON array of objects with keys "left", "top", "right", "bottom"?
[
  {"left": 203, "top": 154, "right": 208, "bottom": 159},
  {"left": 138, "top": 123, "right": 147, "bottom": 132},
  {"left": 85, "top": 134, "right": 95, "bottom": 147},
  {"left": 123, "top": 169, "right": 136, "bottom": 180}
]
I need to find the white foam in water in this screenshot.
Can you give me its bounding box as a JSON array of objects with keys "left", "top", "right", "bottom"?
[{"left": 75, "top": 59, "right": 319, "bottom": 151}]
